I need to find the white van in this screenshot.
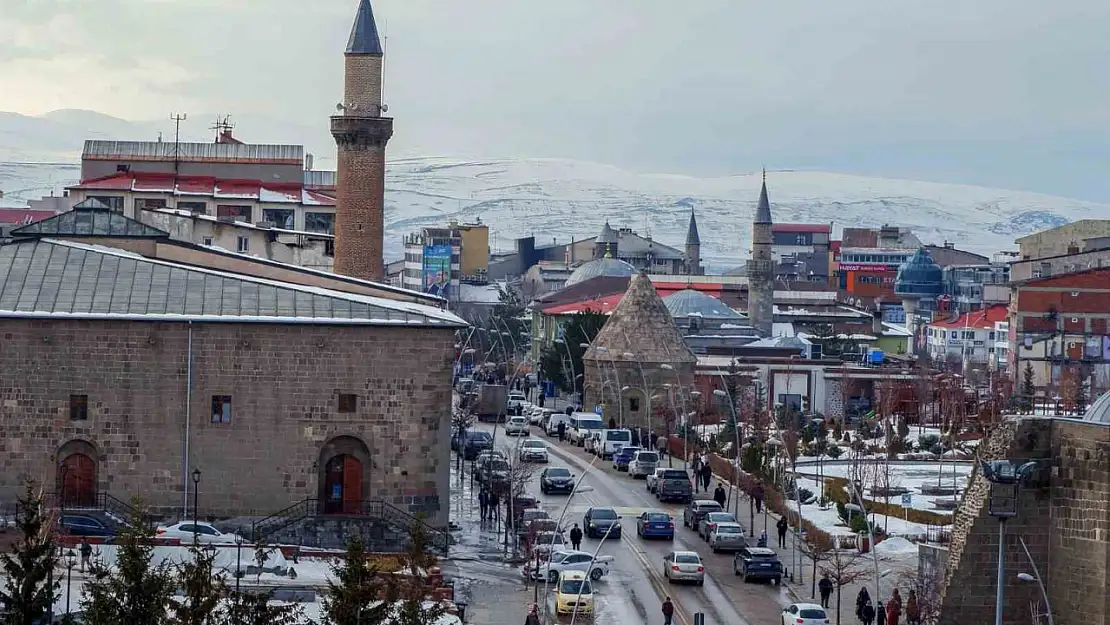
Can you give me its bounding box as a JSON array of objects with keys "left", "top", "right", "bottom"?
[
  {"left": 567, "top": 413, "right": 604, "bottom": 447},
  {"left": 598, "top": 429, "right": 632, "bottom": 459},
  {"left": 546, "top": 411, "right": 573, "bottom": 436}
]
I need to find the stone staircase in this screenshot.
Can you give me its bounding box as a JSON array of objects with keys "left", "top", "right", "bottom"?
[{"left": 250, "top": 498, "right": 450, "bottom": 554}]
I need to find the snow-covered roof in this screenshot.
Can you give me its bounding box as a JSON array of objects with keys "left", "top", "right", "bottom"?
[{"left": 457, "top": 283, "right": 502, "bottom": 304}]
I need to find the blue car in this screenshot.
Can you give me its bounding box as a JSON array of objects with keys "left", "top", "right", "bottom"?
[
  {"left": 612, "top": 445, "right": 642, "bottom": 472},
  {"left": 636, "top": 511, "right": 675, "bottom": 540}
]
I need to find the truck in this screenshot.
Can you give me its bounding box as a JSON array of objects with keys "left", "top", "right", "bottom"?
[{"left": 474, "top": 384, "right": 509, "bottom": 422}]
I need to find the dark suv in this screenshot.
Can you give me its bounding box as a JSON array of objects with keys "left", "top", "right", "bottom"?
[
  {"left": 540, "top": 467, "right": 575, "bottom": 494},
  {"left": 733, "top": 546, "right": 783, "bottom": 584},
  {"left": 656, "top": 470, "right": 693, "bottom": 503},
  {"left": 682, "top": 499, "right": 723, "bottom": 529},
  {"left": 463, "top": 431, "right": 493, "bottom": 460}
]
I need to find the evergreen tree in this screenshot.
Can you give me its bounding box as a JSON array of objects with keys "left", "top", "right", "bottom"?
[
  {"left": 321, "top": 536, "right": 387, "bottom": 625},
  {"left": 80, "top": 506, "right": 175, "bottom": 625},
  {"left": 538, "top": 310, "right": 607, "bottom": 393},
  {"left": 168, "top": 539, "right": 225, "bottom": 625},
  {"left": 224, "top": 587, "right": 308, "bottom": 625},
  {"left": 386, "top": 523, "right": 449, "bottom": 625},
  {"left": 1020, "top": 362, "right": 1036, "bottom": 413},
  {"left": 0, "top": 483, "right": 59, "bottom": 625}
]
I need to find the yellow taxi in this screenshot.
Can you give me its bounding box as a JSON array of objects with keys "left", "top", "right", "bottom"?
[{"left": 554, "top": 570, "right": 595, "bottom": 616}]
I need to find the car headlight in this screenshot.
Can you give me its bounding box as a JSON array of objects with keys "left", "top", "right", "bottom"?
[{"left": 589, "top": 522, "right": 597, "bottom": 527}]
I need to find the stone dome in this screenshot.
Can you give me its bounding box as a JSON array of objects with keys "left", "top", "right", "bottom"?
[
  {"left": 894, "top": 247, "right": 944, "bottom": 299},
  {"left": 565, "top": 257, "right": 636, "bottom": 286},
  {"left": 1083, "top": 390, "right": 1110, "bottom": 424},
  {"left": 662, "top": 289, "right": 743, "bottom": 320}
]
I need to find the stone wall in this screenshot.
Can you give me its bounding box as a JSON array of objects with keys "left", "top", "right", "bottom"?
[
  {"left": 582, "top": 360, "right": 694, "bottom": 434},
  {"left": 936, "top": 417, "right": 1109, "bottom": 624},
  {"left": 0, "top": 319, "right": 454, "bottom": 528}
]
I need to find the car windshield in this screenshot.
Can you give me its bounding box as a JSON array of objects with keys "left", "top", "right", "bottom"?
[
  {"left": 487, "top": 460, "right": 509, "bottom": 471},
  {"left": 675, "top": 554, "right": 701, "bottom": 564},
  {"left": 699, "top": 504, "right": 723, "bottom": 512},
  {"left": 510, "top": 417, "right": 527, "bottom": 423},
  {"left": 662, "top": 470, "right": 688, "bottom": 479},
  {"left": 800, "top": 609, "right": 827, "bottom": 619},
  {"left": 644, "top": 513, "right": 670, "bottom": 522},
  {"left": 547, "top": 468, "right": 571, "bottom": 477},
  {"left": 509, "top": 393, "right": 525, "bottom": 400},
  {"left": 560, "top": 579, "right": 592, "bottom": 595},
  {"left": 636, "top": 452, "right": 659, "bottom": 462},
  {"left": 606, "top": 430, "right": 630, "bottom": 441},
  {"left": 537, "top": 533, "right": 562, "bottom": 544},
  {"left": 716, "top": 525, "right": 742, "bottom": 534},
  {"left": 619, "top": 447, "right": 641, "bottom": 455},
  {"left": 524, "top": 440, "right": 545, "bottom": 448},
  {"left": 751, "top": 552, "right": 779, "bottom": 560},
  {"left": 707, "top": 513, "right": 735, "bottom": 522},
  {"left": 468, "top": 432, "right": 492, "bottom": 442},
  {"left": 590, "top": 509, "right": 617, "bottom": 520},
  {"left": 580, "top": 421, "right": 603, "bottom": 430}
]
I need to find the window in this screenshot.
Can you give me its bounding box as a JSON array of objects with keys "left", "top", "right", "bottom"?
[
  {"left": 628, "top": 397, "right": 640, "bottom": 412},
  {"left": 262, "top": 208, "right": 295, "bottom": 229},
  {"left": 305, "top": 212, "right": 335, "bottom": 234},
  {"left": 988, "top": 331, "right": 996, "bottom": 341},
  {"left": 69, "top": 394, "right": 89, "bottom": 420},
  {"left": 217, "top": 205, "right": 252, "bottom": 221},
  {"left": 338, "top": 393, "right": 358, "bottom": 413},
  {"left": 134, "top": 198, "right": 167, "bottom": 212},
  {"left": 178, "top": 201, "right": 207, "bottom": 214},
  {"left": 324, "top": 239, "right": 335, "bottom": 257},
  {"left": 211, "top": 396, "right": 232, "bottom": 423},
  {"left": 237, "top": 236, "right": 249, "bottom": 253},
  {"left": 88, "top": 196, "right": 124, "bottom": 213},
  {"left": 202, "top": 237, "right": 213, "bottom": 246}
]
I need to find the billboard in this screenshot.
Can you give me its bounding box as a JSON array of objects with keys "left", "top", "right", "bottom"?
[{"left": 422, "top": 244, "right": 452, "bottom": 298}]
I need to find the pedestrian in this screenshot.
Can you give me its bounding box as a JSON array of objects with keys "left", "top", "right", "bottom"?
[
  {"left": 557, "top": 420, "right": 567, "bottom": 442},
  {"left": 777, "top": 516, "right": 789, "bottom": 548},
  {"left": 818, "top": 573, "right": 834, "bottom": 609},
  {"left": 905, "top": 590, "right": 920, "bottom": 625},
  {"left": 757, "top": 529, "right": 767, "bottom": 548},
  {"left": 570, "top": 523, "right": 583, "bottom": 551},
  {"left": 489, "top": 491, "right": 501, "bottom": 522},
  {"left": 79, "top": 537, "right": 92, "bottom": 573},
  {"left": 876, "top": 601, "right": 886, "bottom": 625},
  {"left": 691, "top": 454, "right": 702, "bottom": 474},
  {"left": 656, "top": 434, "right": 667, "bottom": 456},
  {"left": 753, "top": 483, "right": 764, "bottom": 513},
  {"left": 713, "top": 483, "right": 727, "bottom": 508},
  {"left": 856, "top": 587, "right": 871, "bottom": 622},
  {"left": 608, "top": 417, "right": 616, "bottom": 430},
  {"left": 861, "top": 600, "right": 876, "bottom": 625},
  {"left": 661, "top": 596, "right": 675, "bottom": 625},
  {"left": 699, "top": 462, "right": 712, "bottom": 492},
  {"left": 887, "top": 590, "right": 902, "bottom": 625},
  {"left": 478, "top": 488, "right": 489, "bottom": 522},
  {"left": 524, "top": 603, "right": 541, "bottom": 625}
]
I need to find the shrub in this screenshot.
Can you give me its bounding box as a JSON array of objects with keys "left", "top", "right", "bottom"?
[
  {"left": 836, "top": 500, "right": 849, "bottom": 523},
  {"left": 826, "top": 444, "right": 843, "bottom": 459},
  {"left": 849, "top": 512, "right": 870, "bottom": 534},
  {"left": 918, "top": 434, "right": 941, "bottom": 453}
]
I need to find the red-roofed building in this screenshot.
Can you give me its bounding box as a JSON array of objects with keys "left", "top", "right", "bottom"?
[
  {"left": 539, "top": 293, "right": 624, "bottom": 316},
  {"left": 925, "top": 304, "right": 1010, "bottom": 368},
  {"left": 0, "top": 209, "right": 55, "bottom": 227}
]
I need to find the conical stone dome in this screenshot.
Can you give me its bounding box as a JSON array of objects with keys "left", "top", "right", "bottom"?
[{"left": 584, "top": 272, "right": 697, "bottom": 364}]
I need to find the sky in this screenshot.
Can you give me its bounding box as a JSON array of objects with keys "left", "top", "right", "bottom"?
[{"left": 1, "top": 0, "right": 1108, "bottom": 201}]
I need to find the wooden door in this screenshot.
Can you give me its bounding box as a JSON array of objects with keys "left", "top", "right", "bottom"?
[
  {"left": 342, "top": 456, "right": 362, "bottom": 514},
  {"left": 62, "top": 453, "right": 96, "bottom": 507}
]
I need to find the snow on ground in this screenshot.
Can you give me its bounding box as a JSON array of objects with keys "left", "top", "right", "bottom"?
[
  {"left": 788, "top": 475, "right": 945, "bottom": 541},
  {"left": 792, "top": 460, "right": 971, "bottom": 516}
]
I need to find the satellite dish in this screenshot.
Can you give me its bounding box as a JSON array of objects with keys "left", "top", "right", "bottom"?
[
  {"left": 335, "top": 103, "right": 346, "bottom": 113},
  {"left": 380, "top": 103, "right": 389, "bottom": 113}
]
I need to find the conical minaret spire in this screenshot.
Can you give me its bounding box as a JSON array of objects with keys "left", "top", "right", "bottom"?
[
  {"left": 684, "top": 209, "right": 702, "bottom": 275},
  {"left": 748, "top": 169, "right": 774, "bottom": 336}
]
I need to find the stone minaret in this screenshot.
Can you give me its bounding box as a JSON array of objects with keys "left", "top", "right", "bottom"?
[
  {"left": 331, "top": 0, "right": 393, "bottom": 281},
  {"left": 684, "top": 209, "right": 702, "bottom": 275},
  {"left": 748, "top": 171, "right": 774, "bottom": 336}
]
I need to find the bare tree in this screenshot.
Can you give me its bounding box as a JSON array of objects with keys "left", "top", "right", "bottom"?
[
  {"left": 895, "top": 564, "right": 944, "bottom": 625},
  {"left": 798, "top": 530, "right": 833, "bottom": 599},
  {"left": 820, "top": 547, "right": 870, "bottom": 625}
]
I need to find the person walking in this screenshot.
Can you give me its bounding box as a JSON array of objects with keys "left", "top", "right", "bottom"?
[
  {"left": 905, "top": 590, "right": 921, "bottom": 625},
  {"left": 698, "top": 462, "right": 712, "bottom": 493},
  {"left": 570, "top": 523, "right": 583, "bottom": 551},
  {"left": 489, "top": 491, "right": 501, "bottom": 522},
  {"left": 753, "top": 483, "right": 764, "bottom": 513},
  {"left": 818, "top": 573, "right": 834, "bottom": 609},
  {"left": 876, "top": 601, "right": 886, "bottom": 625},
  {"left": 478, "top": 488, "right": 489, "bottom": 522},
  {"left": 656, "top": 434, "right": 668, "bottom": 457},
  {"left": 713, "top": 483, "right": 727, "bottom": 508},
  {"left": 777, "top": 516, "right": 789, "bottom": 548},
  {"left": 524, "top": 603, "right": 541, "bottom": 625},
  {"left": 887, "top": 589, "right": 903, "bottom": 625},
  {"left": 79, "top": 537, "right": 93, "bottom": 573},
  {"left": 608, "top": 417, "right": 617, "bottom": 430},
  {"left": 661, "top": 597, "right": 675, "bottom": 625},
  {"left": 856, "top": 587, "right": 872, "bottom": 622},
  {"left": 557, "top": 420, "right": 567, "bottom": 442},
  {"left": 861, "top": 600, "right": 876, "bottom": 625}
]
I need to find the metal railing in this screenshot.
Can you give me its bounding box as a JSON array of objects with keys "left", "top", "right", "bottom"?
[
  {"left": 251, "top": 498, "right": 449, "bottom": 554},
  {"left": 45, "top": 491, "right": 156, "bottom": 530}
]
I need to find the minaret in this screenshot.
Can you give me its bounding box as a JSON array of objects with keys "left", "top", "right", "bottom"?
[
  {"left": 684, "top": 209, "right": 702, "bottom": 275},
  {"left": 331, "top": 0, "right": 393, "bottom": 281},
  {"left": 748, "top": 170, "right": 774, "bottom": 336}
]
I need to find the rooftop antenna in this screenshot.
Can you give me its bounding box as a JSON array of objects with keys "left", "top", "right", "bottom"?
[
  {"left": 169, "top": 113, "right": 187, "bottom": 175},
  {"left": 209, "top": 114, "right": 234, "bottom": 142},
  {"left": 381, "top": 34, "right": 388, "bottom": 115}
]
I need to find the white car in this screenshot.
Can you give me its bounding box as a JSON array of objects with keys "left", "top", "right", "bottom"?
[
  {"left": 646, "top": 468, "right": 669, "bottom": 493},
  {"left": 627, "top": 450, "right": 660, "bottom": 479},
  {"left": 529, "top": 550, "right": 614, "bottom": 582},
  {"left": 531, "top": 530, "right": 566, "bottom": 557},
  {"left": 663, "top": 550, "right": 704, "bottom": 585},
  {"left": 518, "top": 438, "right": 549, "bottom": 462},
  {"left": 505, "top": 416, "right": 530, "bottom": 436},
  {"left": 507, "top": 392, "right": 527, "bottom": 413},
  {"left": 157, "top": 521, "right": 245, "bottom": 544},
  {"left": 528, "top": 405, "right": 545, "bottom": 425},
  {"left": 781, "top": 603, "right": 829, "bottom": 625}
]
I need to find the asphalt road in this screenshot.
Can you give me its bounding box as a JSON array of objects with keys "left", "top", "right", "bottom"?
[{"left": 475, "top": 423, "right": 796, "bottom": 625}]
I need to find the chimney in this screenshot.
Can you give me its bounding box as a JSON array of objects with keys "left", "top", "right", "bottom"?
[
  {"left": 872, "top": 308, "right": 884, "bottom": 335},
  {"left": 305, "top": 153, "right": 314, "bottom": 171}
]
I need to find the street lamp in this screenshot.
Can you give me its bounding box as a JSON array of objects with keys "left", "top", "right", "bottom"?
[
  {"left": 191, "top": 468, "right": 202, "bottom": 543},
  {"left": 64, "top": 549, "right": 76, "bottom": 616},
  {"left": 1016, "top": 535, "right": 1056, "bottom": 625},
  {"left": 713, "top": 388, "right": 744, "bottom": 523},
  {"left": 980, "top": 458, "right": 1041, "bottom": 625}
]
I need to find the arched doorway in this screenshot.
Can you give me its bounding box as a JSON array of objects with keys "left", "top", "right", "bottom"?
[
  {"left": 317, "top": 436, "right": 372, "bottom": 515},
  {"left": 60, "top": 453, "right": 96, "bottom": 508}
]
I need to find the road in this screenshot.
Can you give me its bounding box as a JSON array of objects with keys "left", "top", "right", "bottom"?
[{"left": 473, "top": 422, "right": 796, "bottom": 625}]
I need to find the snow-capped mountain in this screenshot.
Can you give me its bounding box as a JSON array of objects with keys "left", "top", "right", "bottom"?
[{"left": 3, "top": 111, "right": 1108, "bottom": 271}]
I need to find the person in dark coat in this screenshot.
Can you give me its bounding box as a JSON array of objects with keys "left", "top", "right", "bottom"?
[
  {"left": 478, "top": 488, "right": 490, "bottom": 521},
  {"left": 818, "top": 573, "right": 834, "bottom": 608},
  {"left": 569, "top": 523, "right": 583, "bottom": 551},
  {"left": 876, "top": 601, "right": 886, "bottom": 625},
  {"left": 524, "top": 603, "right": 541, "bottom": 625},
  {"left": 608, "top": 417, "right": 617, "bottom": 429},
  {"left": 79, "top": 538, "right": 93, "bottom": 572},
  {"left": 713, "top": 483, "right": 727, "bottom": 508},
  {"left": 489, "top": 491, "right": 501, "bottom": 522},
  {"left": 557, "top": 420, "right": 567, "bottom": 442},
  {"left": 861, "top": 600, "right": 876, "bottom": 625},
  {"left": 777, "top": 516, "right": 789, "bottom": 548},
  {"left": 856, "top": 587, "right": 872, "bottom": 621},
  {"left": 661, "top": 597, "right": 675, "bottom": 625},
  {"left": 753, "top": 483, "right": 765, "bottom": 513},
  {"left": 698, "top": 463, "right": 712, "bottom": 492}
]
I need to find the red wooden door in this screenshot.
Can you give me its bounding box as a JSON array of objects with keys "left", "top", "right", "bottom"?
[
  {"left": 342, "top": 456, "right": 361, "bottom": 514},
  {"left": 62, "top": 453, "right": 96, "bottom": 507}
]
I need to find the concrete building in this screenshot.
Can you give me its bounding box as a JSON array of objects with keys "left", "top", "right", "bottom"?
[
  {"left": 1014, "top": 219, "right": 1110, "bottom": 260},
  {"left": 401, "top": 221, "right": 490, "bottom": 301},
  {"left": 564, "top": 221, "right": 695, "bottom": 275},
  {"left": 0, "top": 206, "right": 462, "bottom": 539},
  {"left": 925, "top": 305, "right": 1010, "bottom": 370},
  {"left": 748, "top": 174, "right": 775, "bottom": 337},
  {"left": 941, "top": 263, "right": 1011, "bottom": 312},
  {"left": 1009, "top": 243, "right": 1110, "bottom": 282},
  {"left": 331, "top": 0, "right": 393, "bottom": 281},
  {"left": 771, "top": 223, "right": 831, "bottom": 283}
]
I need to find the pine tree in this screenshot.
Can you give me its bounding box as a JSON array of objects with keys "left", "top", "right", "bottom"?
[
  {"left": 1021, "top": 362, "right": 1036, "bottom": 413},
  {"left": 80, "top": 506, "right": 176, "bottom": 625},
  {"left": 225, "top": 587, "right": 308, "bottom": 625},
  {"left": 321, "top": 535, "right": 388, "bottom": 625},
  {"left": 168, "top": 539, "right": 226, "bottom": 625},
  {"left": 386, "top": 522, "right": 449, "bottom": 625},
  {"left": 0, "top": 482, "right": 59, "bottom": 625}
]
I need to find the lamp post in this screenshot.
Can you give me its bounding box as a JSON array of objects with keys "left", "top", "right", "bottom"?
[
  {"left": 64, "top": 549, "right": 76, "bottom": 616},
  {"left": 713, "top": 388, "right": 744, "bottom": 522},
  {"left": 235, "top": 534, "right": 245, "bottom": 592},
  {"left": 980, "top": 458, "right": 1038, "bottom": 625},
  {"left": 191, "top": 468, "right": 201, "bottom": 543},
  {"left": 1016, "top": 536, "right": 1055, "bottom": 625}
]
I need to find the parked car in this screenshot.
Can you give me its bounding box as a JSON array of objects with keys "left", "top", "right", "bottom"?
[
  {"left": 518, "top": 438, "right": 549, "bottom": 462},
  {"left": 545, "top": 412, "right": 572, "bottom": 436},
  {"left": 156, "top": 522, "right": 245, "bottom": 544},
  {"left": 734, "top": 546, "right": 783, "bottom": 584},
  {"left": 517, "top": 509, "right": 551, "bottom": 536},
  {"left": 58, "top": 514, "right": 116, "bottom": 538},
  {"left": 476, "top": 458, "right": 511, "bottom": 488},
  {"left": 662, "top": 550, "right": 704, "bottom": 585},
  {"left": 583, "top": 432, "right": 602, "bottom": 455},
  {"left": 507, "top": 392, "right": 527, "bottom": 414},
  {"left": 529, "top": 550, "right": 613, "bottom": 582},
  {"left": 540, "top": 467, "right": 575, "bottom": 495},
  {"left": 682, "top": 500, "right": 723, "bottom": 529},
  {"left": 597, "top": 428, "right": 632, "bottom": 459},
  {"left": 530, "top": 530, "right": 566, "bottom": 557},
  {"left": 708, "top": 522, "right": 747, "bottom": 553},
  {"left": 462, "top": 431, "right": 494, "bottom": 460},
  {"left": 635, "top": 511, "right": 675, "bottom": 540},
  {"left": 554, "top": 571, "right": 595, "bottom": 616},
  {"left": 612, "top": 445, "right": 642, "bottom": 472},
  {"left": 528, "top": 405, "right": 547, "bottom": 425},
  {"left": 627, "top": 450, "right": 659, "bottom": 478},
  {"left": 697, "top": 511, "right": 739, "bottom": 540},
  {"left": 780, "top": 604, "right": 828, "bottom": 625},
  {"left": 647, "top": 468, "right": 685, "bottom": 493},
  {"left": 505, "top": 416, "right": 530, "bottom": 436},
  {"left": 567, "top": 413, "right": 604, "bottom": 447},
  {"left": 582, "top": 507, "right": 621, "bottom": 539},
  {"left": 656, "top": 471, "right": 694, "bottom": 503}
]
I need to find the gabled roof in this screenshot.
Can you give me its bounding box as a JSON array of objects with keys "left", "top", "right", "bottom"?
[
  {"left": 928, "top": 305, "right": 1009, "bottom": 329},
  {"left": 11, "top": 202, "right": 169, "bottom": 239},
  {"left": 584, "top": 272, "right": 697, "bottom": 364},
  {"left": 0, "top": 239, "right": 464, "bottom": 327},
  {"left": 346, "top": 0, "right": 384, "bottom": 55}
]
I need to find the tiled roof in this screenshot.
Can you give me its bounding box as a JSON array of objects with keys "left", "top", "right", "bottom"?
[
  {"left": 11, "top": 202, "right": 169, "bottom": 239},
  {"left": 584, "top": 272, "right": 697, "bottom": 364},
  {"left": 68, "top": 173, "right": 336, "bottom": 207},
  {"left": 928, "top": 305, "right": 1009, "bottom": 329},
  {"left": 0, "top": 239, "right": 464, "bottom": 327},
  {"left": 540, "top": 293, "right": 623, "bottom": 316}
]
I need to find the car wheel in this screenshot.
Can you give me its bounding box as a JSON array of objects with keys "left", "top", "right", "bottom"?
[
  {"left": 590, "top": 568, "right": 602, "bottom": 581},
  {"left": 697, "top": 579, "right": 704, "bottom": 586}
]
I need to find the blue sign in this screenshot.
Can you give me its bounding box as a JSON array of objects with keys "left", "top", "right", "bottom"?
[
  {"left": 594, "top": 404, "right": 604, "bottom": 416},
  {"left": 422, "top": 244, "right": 452, "bottom": 298},
  {"left": 901, "top": 493, "right": 913, "bottom": 506}
]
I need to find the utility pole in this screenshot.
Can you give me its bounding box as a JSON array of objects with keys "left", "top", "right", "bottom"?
[{"left": 169, "top": 113, "right": 187, "bottom": 175}]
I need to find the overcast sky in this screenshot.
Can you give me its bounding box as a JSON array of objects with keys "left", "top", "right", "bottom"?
[{"left": 1, "top": 0, "right": 1107, "bottom": 201}]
